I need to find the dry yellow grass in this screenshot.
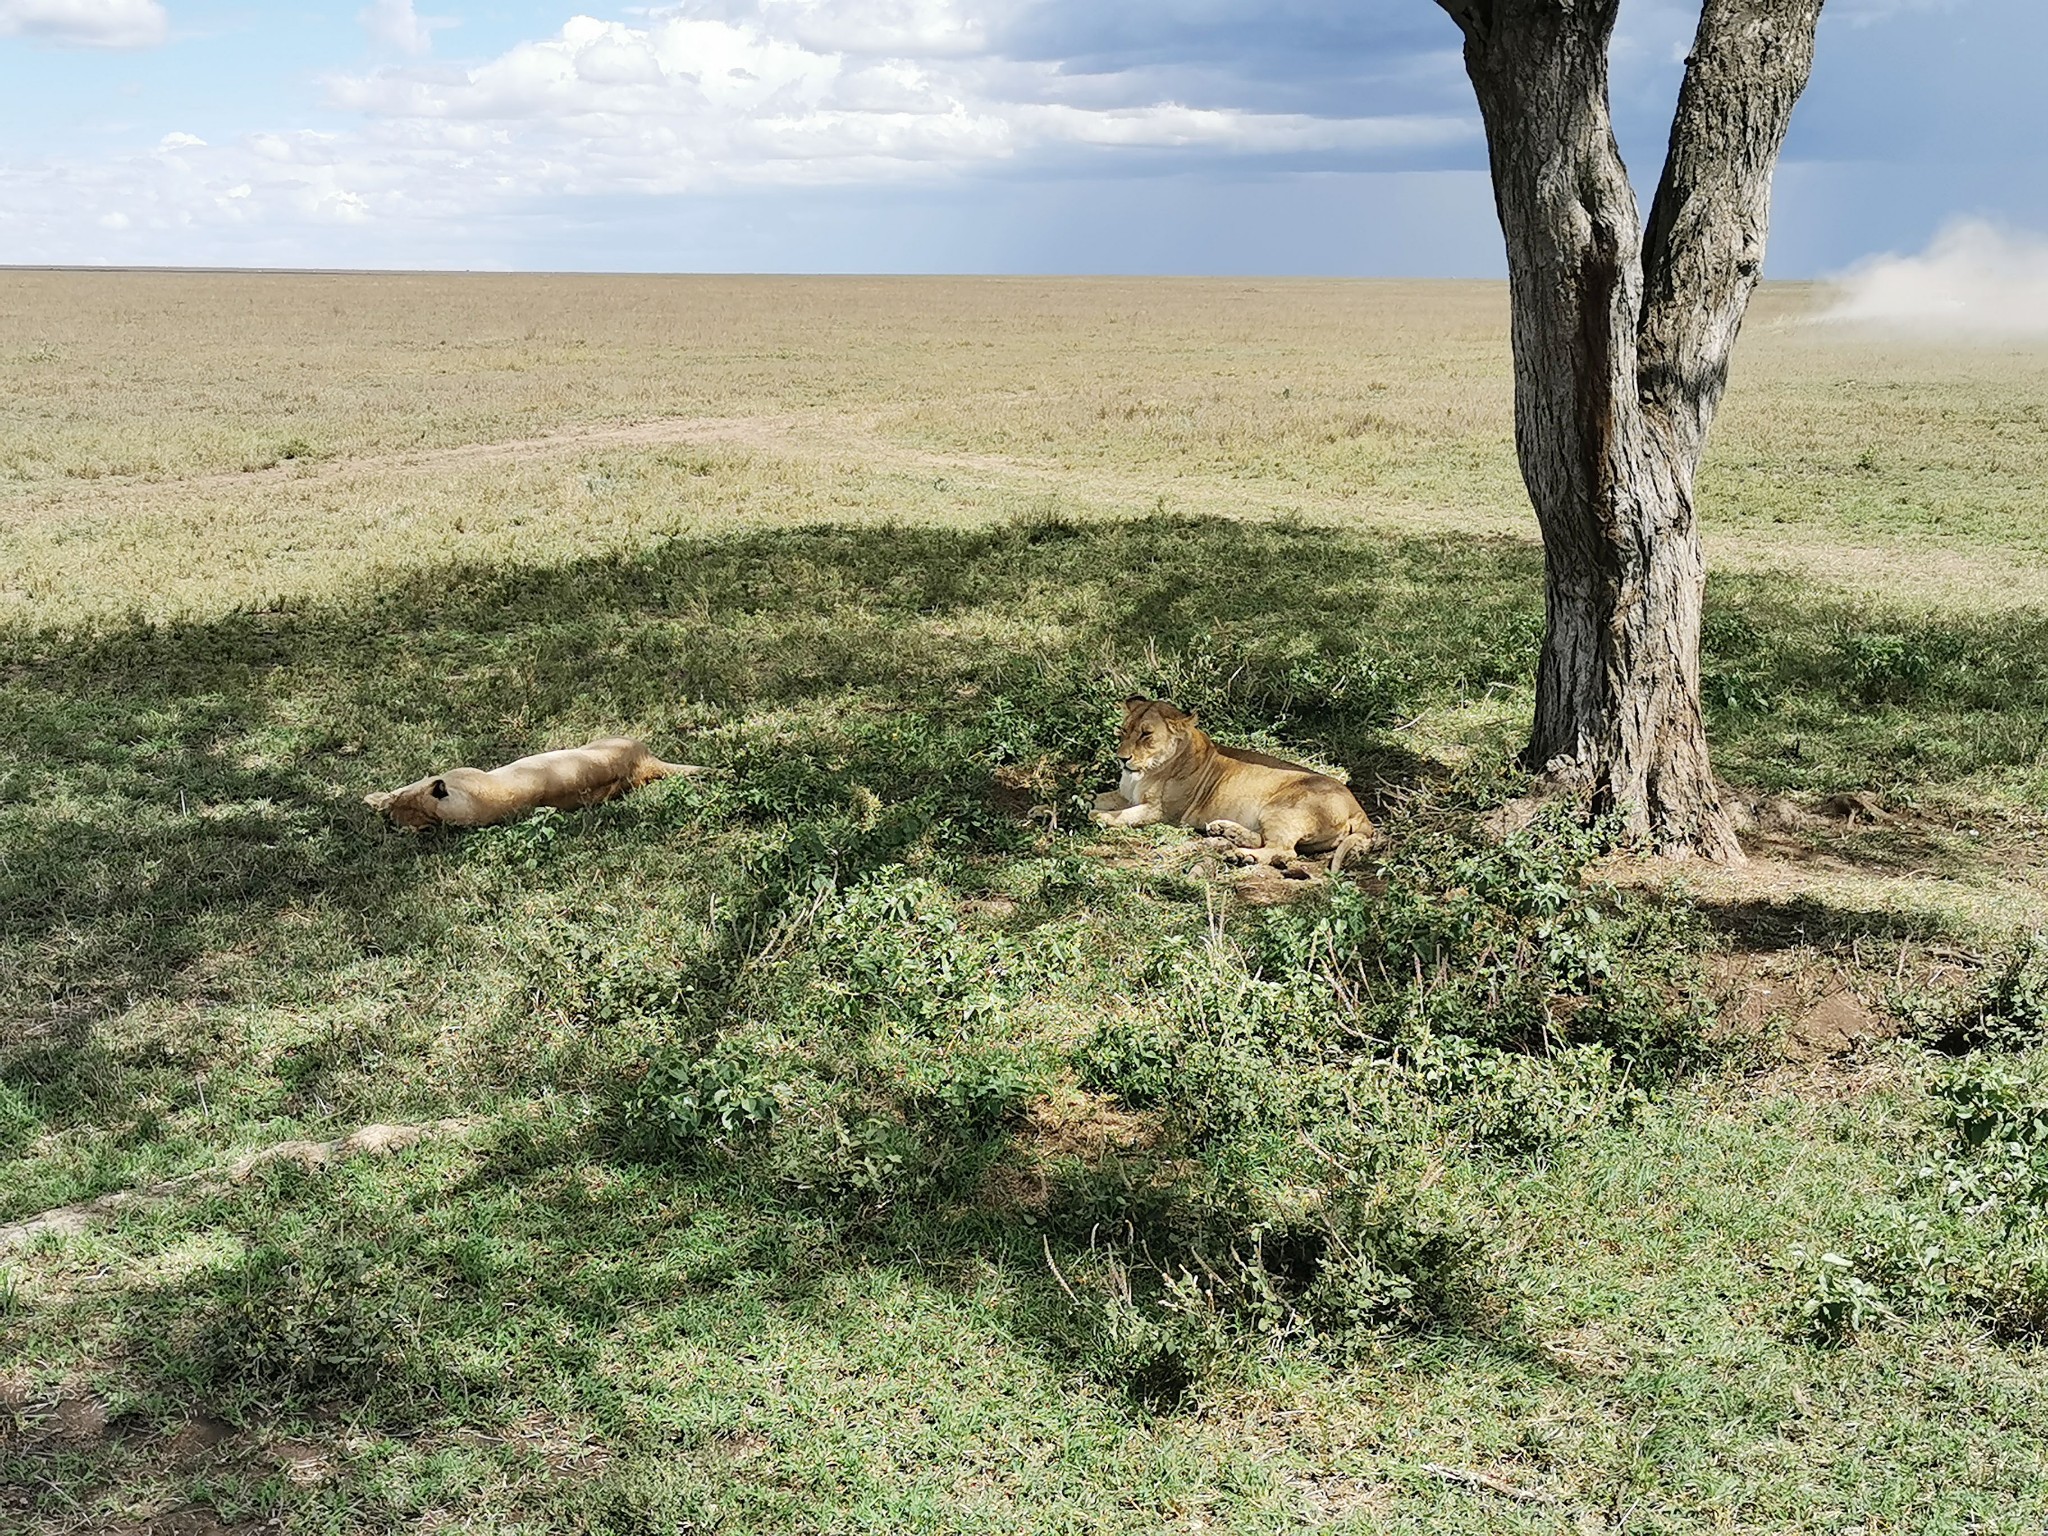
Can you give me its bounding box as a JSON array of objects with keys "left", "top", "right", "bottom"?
[{"left": 4, "top": 271, "right": 2044, "bottom": 625}]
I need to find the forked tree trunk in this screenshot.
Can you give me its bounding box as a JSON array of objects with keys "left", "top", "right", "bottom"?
[{"left": 1434, "top": 0, "right": 1824, "bottom": 860}]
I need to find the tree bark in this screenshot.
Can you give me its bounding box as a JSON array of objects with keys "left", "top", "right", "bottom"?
[{"left": 1435, "top": 0, "right": 1824, "bottom": 860}]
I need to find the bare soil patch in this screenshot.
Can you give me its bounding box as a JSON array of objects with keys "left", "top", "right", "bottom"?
[{"left": 1707, "top": 952, "right": 1897, "bottom": 1059}]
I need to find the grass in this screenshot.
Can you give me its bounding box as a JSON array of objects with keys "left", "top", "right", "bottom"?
[{"left": 2, "top": 273, "right": 2047, "bottom": 1534}]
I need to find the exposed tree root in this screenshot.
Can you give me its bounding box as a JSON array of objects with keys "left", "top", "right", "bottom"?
[
  {"left": 1480, "top": 769, "right": 1747, "bottom": 864},
  {"left": 0, "top": 1117, "right": 487, "bottom": 1255}
]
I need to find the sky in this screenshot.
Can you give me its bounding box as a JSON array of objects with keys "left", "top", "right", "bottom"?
[{"left": 1, "top": 0, "right": 2043, "bottom": 285}]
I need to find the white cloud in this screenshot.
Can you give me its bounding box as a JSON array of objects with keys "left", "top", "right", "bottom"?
[
  {"left": 0, "top": 0, "right": 168, "bottom": 48},
  {"left": 1819, "top": 220, "right": 2048, "bottom": 338},
  {"left": 0, "top": 126, "right": 422, "bottom": 255},
  {"left": 738, "top": 0, "right": 998, "bottom": 57},
  {"left": 359, "top": 0, "right": 433, "bottom": 56},
  {"left": 0, "top": 1, "right": 1478, "bottom": 264},
  {"left": 318, "top": 7, "right": 1473, "bottom": 193}
]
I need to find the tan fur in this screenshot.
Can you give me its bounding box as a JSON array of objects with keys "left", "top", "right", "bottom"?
[
  {"left": 364, "top": 737, "right": 705, "bottom": 831},
  {"left": 1090, "top": 698, "right": 1375, "bottom": 872}
]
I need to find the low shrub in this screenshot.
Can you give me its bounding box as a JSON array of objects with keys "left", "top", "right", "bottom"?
[
  {"left": 1927, "top": 932, "right": 2048, "bottom": 1054},
  {"left": 1082, "top": 810, "right": 1706, "bottom": 1163},
  {"left": 625, "top": 1051, "right": 788, "bottom": 1155},
  {"left": 613, "top": 867, "right": 1046, "bottom": 1217},
  {"left": 197, "top": 1234, "right": 427, "bottom": 1406},
  {"left": 1836, "top": 628, "right": 1941, "bottom": 708},
  {"left": 1788, "top": 1049, "right": 2048, "bottom": 1345},
  {"left": 1060, "top": 1188, "right": 1490, "bottom": 1409},
  {"left": 1964, "top": 1250, "right": 2048, "bottom": 1343}
]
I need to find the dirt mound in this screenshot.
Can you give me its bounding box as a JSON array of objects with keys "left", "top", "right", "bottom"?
[{"left": 1709, "top": 953, "right": 1897, "bottom": 1061}]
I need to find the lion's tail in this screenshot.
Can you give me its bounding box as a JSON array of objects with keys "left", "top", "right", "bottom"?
[
  {"left": 647, "top": 758, "right": 718, "bottom": 781},
  {"left": 1328, "top": 813, "right": 1378, "bottom": 875}
]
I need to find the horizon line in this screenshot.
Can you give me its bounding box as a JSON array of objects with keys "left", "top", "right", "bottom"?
[{"left": 0, "top": 264, "right": 1836, "bottom": 285}]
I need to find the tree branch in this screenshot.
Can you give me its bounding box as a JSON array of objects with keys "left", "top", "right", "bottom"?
[
  {"left": 1638, "top": 0, "right": 1825, "bottom": 461},
  {"left": 1431, "top": 0, "right": 1494, "bottom": 40}
]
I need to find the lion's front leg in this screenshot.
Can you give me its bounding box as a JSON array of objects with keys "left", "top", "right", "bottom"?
[
  {"left": 1203, "top": 819, "right": 1262, "bottom": 849},
  {"left": 1092, "top": 771, "right": 1144, "bottom": 818},
  {"left": 1093, "top": 800, "right": 1165, "bottom": 829},
  {"left": 1228, "top": 813, "right": 1323, "bottom": 877}
]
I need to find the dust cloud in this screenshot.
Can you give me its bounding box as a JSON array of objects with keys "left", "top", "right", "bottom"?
[{"left": 1816, "top": 220, "right": 2048, "bottom": 338}]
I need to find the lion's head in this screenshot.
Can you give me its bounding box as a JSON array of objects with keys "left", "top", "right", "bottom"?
[
  {"left": 364, "top": 777, "right": 450, "bottom": 831},
  {"left": 1117, "top": 696, "right": 1201, "bottom": 774}
]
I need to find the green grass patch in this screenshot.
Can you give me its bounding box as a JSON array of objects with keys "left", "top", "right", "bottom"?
[{"left": 4, "top": 514, "right": 2047, "bottom": 1532}]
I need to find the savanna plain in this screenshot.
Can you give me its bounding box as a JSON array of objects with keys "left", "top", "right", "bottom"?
[{"left": 3, "top": 271, "right": 2047, "bottom": 1535}]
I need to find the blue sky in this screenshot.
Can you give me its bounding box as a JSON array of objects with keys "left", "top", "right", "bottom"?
[{"left": 1, "top": 0, "right": 2041, "bottom": 278}]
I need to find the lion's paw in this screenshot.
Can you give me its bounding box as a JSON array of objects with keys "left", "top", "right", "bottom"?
[{"left": 1204, "top": 819, "right": 1262, "bottom": 849}]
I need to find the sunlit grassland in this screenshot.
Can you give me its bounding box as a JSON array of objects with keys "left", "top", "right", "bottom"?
[
  {"left": 2, "top": 272, "right": 2046, "bottom": 1535},
  {"left": 6, "top": 274, "right": 2047, "bottom": 623}
]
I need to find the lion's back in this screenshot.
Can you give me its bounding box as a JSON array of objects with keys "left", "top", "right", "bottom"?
[{"left": 1197, "top": 746, "right": 1366, "bottom": 832}]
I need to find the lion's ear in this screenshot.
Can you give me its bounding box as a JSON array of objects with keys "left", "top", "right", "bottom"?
[
  {"left": 430, "top": 778, "right": 449, "bottom": 799},
  {"left": 1122, "top": 694, "right": 1148, "bottom": 712},
  {"left": 1183, "top": 710, "right": 1199, "bottom": 727},
  {"left": 363, "top": 791, "right": 390, "bottom": 812}
]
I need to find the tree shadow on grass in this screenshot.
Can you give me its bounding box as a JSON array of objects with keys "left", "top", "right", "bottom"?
[
  {"left": 7, "top": 518, "right": 2043, "bottom": 1529},
  {"left": 1702, "top": 570, "right": 2048, "bottom": 801},
  {"left": 5, "top": 514, "right": 2040, "bottom": 1144},
  {"left": 0, "top": 516, "right": 1531, "bottom": 1120},
  {"left": 1696, "top": 893, "right": 1971, "bottom": 955}
]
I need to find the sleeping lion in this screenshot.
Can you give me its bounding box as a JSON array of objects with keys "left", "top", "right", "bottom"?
[
  {"left": 1092, "top": 697, "right": 1374, "bottom": 873},
  {"left": 365, "top": 737, "right": 705, "bottom": 830}
]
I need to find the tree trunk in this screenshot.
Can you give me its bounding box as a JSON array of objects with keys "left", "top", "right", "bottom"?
[{"left": 1434, "top": 0, "right": 1824, "bottom": 860}]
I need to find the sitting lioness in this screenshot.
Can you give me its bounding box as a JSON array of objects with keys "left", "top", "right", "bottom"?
[
  {"left": 1092, "top": 697, "right": 1374, "bottom": 872},
  {"left": 365, "top": 737, "right": 705, "bottom": 830}
]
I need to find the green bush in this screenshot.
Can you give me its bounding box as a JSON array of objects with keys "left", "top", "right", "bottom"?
[
  {"left": 1057, "top": 813, "right": 1722, "bottom": 1402},
  {"left": 1836, "top": 628, "right": 1940, "bottom": 707},
  {"left": 1081, "top": 812, "right": 1707, "bottom": 1165},
  {"left": 198, "top": 1235, "right": 426, "bottom": 1405},
  {"left": 806, "top": 869, "right": 1018, "bottom": 1037},
  {"left": 1790, "top": 1049, "right": 2048, "bottom": 1345},
  {"left": 909, "top": 1051, "right": 1036, "bottom": 1138},
  {"left": 1062, "top": 1191, "right": 1489, "bottom": 1408},
  {"left": 1965, "top": 1250, "right": 2048, "bottom": 1343},
  {"left": 1925, "top": 932, "right": 2048, "bottom": 1054},
  {"left": 1250, "top": 812, "right": 1710, "bottom": 1070},
  {"left": 625, "top": 1051, "right": 788, "bottom": 1154},
  {"left": 1983, "top": 932, "right": 2048, "bottom": 1036},
  {"left": 1915, "top": 1057, "right": 2048, "bottom": 1231},
  {"left": 1789, "top": 1248, "right": 1894, "bottom": 1347}
]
